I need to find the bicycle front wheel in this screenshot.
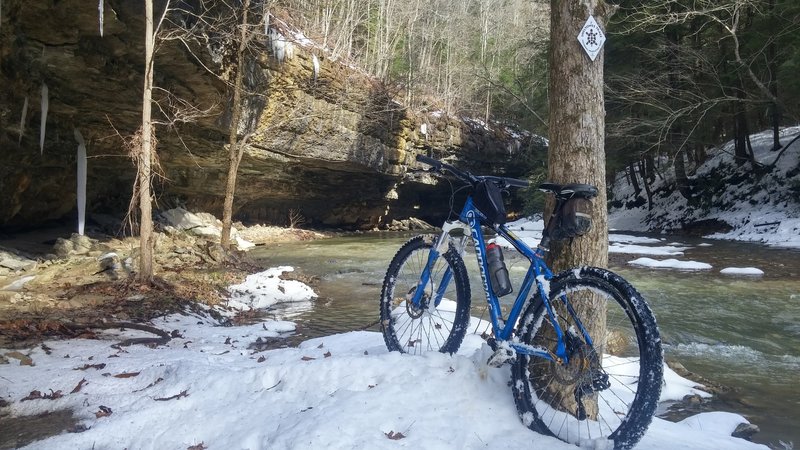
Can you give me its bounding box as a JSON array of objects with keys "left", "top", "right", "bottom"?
[
  {"left": 511, "top": 267, "right": 662, "bottom": 450},
  {"left": 379, "top": 235, "right": 471, "bottom": 355}
]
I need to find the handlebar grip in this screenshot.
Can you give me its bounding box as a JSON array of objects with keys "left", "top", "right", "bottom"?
[
  {"left": 415, "top": 154, "right": 442, "bottom": 169},
  {"left": 504, "top": 178, "right": 529, "bottom": 188}
]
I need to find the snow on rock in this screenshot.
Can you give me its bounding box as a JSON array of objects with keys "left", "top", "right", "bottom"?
[
  {"left": 720, "top": 267, "right": 764, "bottom": 276},
  {"left": 159, "top": 207, "right": 255, "bottom": 251},
  {"left": 629, "top": 258, "right": 712, "bottom": 270},
  {"left": 679, "top": 412, "right": 755, "bottom": 437},
  {"left": 227, "top": 266, "right": 317, "bottom": 310}
]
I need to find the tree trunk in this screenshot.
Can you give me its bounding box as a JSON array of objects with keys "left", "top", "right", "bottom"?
[
  {"left": 628, "top": 163, "right": 641, "bottom": 196},
  {"left": 768, "top": 0, "right": 781, "bottom": 151},
  {"left": 733, "top": 87, "right": 754, "bottom": 165},
  {"left": 220, "top": 0, "right": 252, "bottom": 250},
  {"left": 138, "top": 0, "right": 155, "bottom": 282},
  {"left": 639, "top": 160, "right": 653, "bottom": 210},
  {"left": 547, "top": 2, "right": 608, "bottom": 272},
  {"left": 544, "top": 0, "right": 610, "bottom": 420},
  {"left": 674, "top": 148, "right": 692, "bottom": 200}
]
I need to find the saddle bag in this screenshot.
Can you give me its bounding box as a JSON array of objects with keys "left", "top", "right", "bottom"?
[
  {"left": 551, "top": 197, "right": 593, "bottom": 240},
  {"left": 474, "top": 180, "right": 507, "bottom": 225}
]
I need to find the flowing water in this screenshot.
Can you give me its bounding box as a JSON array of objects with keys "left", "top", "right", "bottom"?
[{"left": 252, "top": 233, "right": 800, "bottom": 447}]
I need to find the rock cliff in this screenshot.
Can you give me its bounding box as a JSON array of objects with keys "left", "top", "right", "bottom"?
[{"left": 0, "top": 0, "right": 544, "bottom": 231}]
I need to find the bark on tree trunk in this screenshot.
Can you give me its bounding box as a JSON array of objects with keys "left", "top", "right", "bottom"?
[
  {"left": 543, "top": 0, "right": 611, "bottom": 420},
  {"left": 138, "top": 0, "right": 155, "bottom": 282},
  {"left": 221, "top": 0, "right": 252, "bottom": 250}
]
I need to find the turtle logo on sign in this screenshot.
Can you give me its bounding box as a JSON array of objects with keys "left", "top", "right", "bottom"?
[{"left": 578, "top": 16, "right": 606, "bottom": 62}]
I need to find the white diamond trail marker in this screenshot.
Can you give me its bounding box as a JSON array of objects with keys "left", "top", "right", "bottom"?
[{"left": 578, "top": 16, "right": 606, "bottom": 62}]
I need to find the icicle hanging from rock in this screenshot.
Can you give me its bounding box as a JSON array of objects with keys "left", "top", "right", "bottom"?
[
  {"left": 98, "top": 0, "right": 104, "bottom": 37},
  {"left": 18, "top": 96, "right": 28, "bottom": 145},
  {"left": 40, "top": 83, "right": 48, "bottom": 154},
  {"left": 312, "top": 54, "right": 319, "bottom": 82},
  {"left": 74, "top": 129, "right": 87, "bottom": 236},
  {"left": 268, "top": 28, "right": 294, "bottom": 63}
]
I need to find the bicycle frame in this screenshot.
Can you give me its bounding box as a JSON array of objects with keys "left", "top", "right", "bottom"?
[{"left": 408, "top": 195, "right": 594, "bottom": 364}]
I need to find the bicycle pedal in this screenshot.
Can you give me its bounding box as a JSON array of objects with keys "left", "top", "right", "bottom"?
[{"left": 486, "top": 347, "right": 514, "bottom": 367}]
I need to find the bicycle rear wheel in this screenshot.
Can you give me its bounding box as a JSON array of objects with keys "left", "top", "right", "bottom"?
[
  {"left": 380, "top": 235, "right": 471, "bottom": 355},
  {"left": 511, "top": 267, "right": 662, "bottom": 450}
]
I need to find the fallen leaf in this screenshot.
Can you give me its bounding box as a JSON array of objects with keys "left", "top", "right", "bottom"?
[
  {"left": 154, "top": 390, "right": 189, "bottom": 401},
  {"left": 45, "top": 389, "right": 63, "bottom": 400},
  {"left": 21, "top": 389, "right": 63, "bottom": 402},
  {"left": 21, "top": 390, "right": 42, "bottom": 402},
  {"left": 68, "top": 424, "right": 90, "bottom": 433},
  {"left": 323, "top": 351, "right": 332, "bottom": 358},
  {"left": 301, "top": 356, "right": 315, "bottom": 361},
  {"left": 40, "top": 344, "right": 52, "bottom": 355},
  {"left": 187, "top": 443, "right": 207, "bottom": 450},
  {"left": 133, "top": 377, "right": 164, "bottom": 393},
  {"left": 317, "top": 343, "right": 324, "bottom": 349},
  {"left": 114, "top": 372, "right": 140, "bottom": 379},
  {"left": 5, "top": 351, "right": 33, "bottom": 366},
  {"left": 224, "top": 337, "right": 231, "bottom": 345},
  {"left": 257, "top": 356, "right": 266, "bottom": 363},
  {"left": 95, "top": 405, "right": 113, "bottom": 418},
  {"left": 385, "top": 431, "right": 406, "bottom": 440},
  {"left": 71, "top": 378, "right": 88, "bottom": 394},
  {"left": 74, "top": 363, "right": 106, "bottom": 371}
]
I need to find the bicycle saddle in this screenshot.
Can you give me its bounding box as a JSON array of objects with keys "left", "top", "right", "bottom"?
[{"left": 538, "top": 182, "right": 598, "bottom": 200}]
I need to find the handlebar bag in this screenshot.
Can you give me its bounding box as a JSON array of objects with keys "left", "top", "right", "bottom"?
[{"left": 474, "top": 180, "right": 507, "bottom": 225}]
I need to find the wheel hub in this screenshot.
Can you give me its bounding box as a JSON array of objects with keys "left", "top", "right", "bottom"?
[{"left": 404, "top": 286, "right": 430, "bottom": 319}]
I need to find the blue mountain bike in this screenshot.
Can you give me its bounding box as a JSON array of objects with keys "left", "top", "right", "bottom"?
[{"left": 379, "top": 155, "right": 663, "bottom": 449}]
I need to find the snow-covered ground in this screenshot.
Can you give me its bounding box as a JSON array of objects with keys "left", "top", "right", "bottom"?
[
  {"left": 0, "top": 268, "right": 768, "bottom": 450},
  {"left": 608, "top": 126, "right": 800, "bottom": 249}
]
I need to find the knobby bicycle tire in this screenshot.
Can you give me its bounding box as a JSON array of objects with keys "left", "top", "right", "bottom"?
[
  {"left": 379, "top": 235, "right": 472, "bottom": 354},
  {"left": 511, "top": 266, "right": 663, "bottom": 450}
]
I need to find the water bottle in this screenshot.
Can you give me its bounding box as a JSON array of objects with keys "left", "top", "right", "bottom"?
[{"left": 486, "top": 242, "right": 513, "bottom": 297}]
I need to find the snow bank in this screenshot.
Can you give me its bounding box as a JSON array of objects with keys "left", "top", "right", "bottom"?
[{"left": 0, "top": 318, "right": 766, "bottom": 450}]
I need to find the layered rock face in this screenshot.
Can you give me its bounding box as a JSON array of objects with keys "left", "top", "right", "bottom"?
[{"left": 0, "top": 1, "right": 544, "bottom": 231}]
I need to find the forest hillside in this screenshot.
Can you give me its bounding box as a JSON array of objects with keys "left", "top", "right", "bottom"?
[{"left": 609, "top": 127, "right": 800, "bottom": 248}]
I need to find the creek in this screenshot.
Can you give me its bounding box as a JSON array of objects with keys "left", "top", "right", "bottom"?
[{"left": 251, "top": 232, "right": 800, "bottom": 448}]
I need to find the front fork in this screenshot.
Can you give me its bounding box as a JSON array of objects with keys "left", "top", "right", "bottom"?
[{"left": 409, "top": 222, "right": 469, "bottom": 309}]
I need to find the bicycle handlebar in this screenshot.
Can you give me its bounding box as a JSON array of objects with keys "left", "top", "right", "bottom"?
[{"left": 415, "top": 154, "right": 529, "bottom": 189}]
